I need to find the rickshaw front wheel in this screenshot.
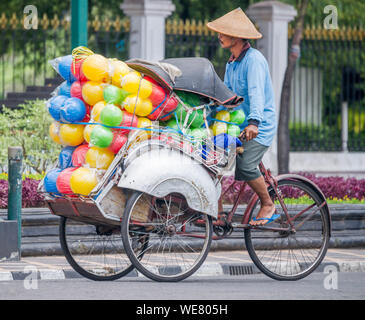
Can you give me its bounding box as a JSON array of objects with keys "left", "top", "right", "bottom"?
[{"left": 121, "top": 191, "right": 213, "bottom": 282}]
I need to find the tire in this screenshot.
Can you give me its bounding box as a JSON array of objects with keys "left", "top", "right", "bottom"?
[
  {"left": 244, "top": 179, "right": 330, "bottom": 281},
  {"left": 121, "top": 191, "right": 213, "bottom": 282},
  {"left": 59, "top": 216, "right": 137, "bottom": 281}
]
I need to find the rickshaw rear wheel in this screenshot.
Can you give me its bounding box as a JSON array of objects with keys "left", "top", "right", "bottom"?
[
  {"left": 60, "top": 217, "right": 143, "bottom": 281},
  {"left": 121, "top": 191, "right": 213, "bottom": 282}
]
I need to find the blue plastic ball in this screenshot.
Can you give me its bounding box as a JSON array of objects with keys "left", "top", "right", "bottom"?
[
  {"left": 44, "top": 168, "right": 62, "bottom": 194},
  {"left": 59, "top": 146, "right": 76, "bottom": 170},
  {"left": 48, "top": 95, "right": 68, "bottom": 121},
  {"left": 59, "top": 81, "right": 72, "bottom": 97},
  {"left": 58, "top": 55, "right": 76, "bottom": 83},
  {"left": 60, "top": 98, "right": 86, "bottom": 123}
]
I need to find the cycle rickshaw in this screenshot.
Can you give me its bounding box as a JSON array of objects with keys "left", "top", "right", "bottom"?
[{"left": 39, "top": 57, "right": 331, "bottom": 282}]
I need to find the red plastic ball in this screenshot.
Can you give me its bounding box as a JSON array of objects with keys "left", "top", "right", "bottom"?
[
  {"left": 72, "top": 144, "right": 90, "bottom": 167},
  {"left": 56, "top": 167, "right": 79, "bottom": 195}
]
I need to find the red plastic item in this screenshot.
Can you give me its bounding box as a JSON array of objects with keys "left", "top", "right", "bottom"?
[
  {"left": 119, "top": 111, "right": 139, "bottom": 134},
  {"left": 109, "top": 132, "right": 128, "bottom": 154},
  {"left": 72, "top": 144, "right": 90, "bottom": 167},
  {"left": 56, "top": 167, "right": 79, "bottom": 195},
  {"left": 71, "top": 59, "right": 88, "bottom": 82}
]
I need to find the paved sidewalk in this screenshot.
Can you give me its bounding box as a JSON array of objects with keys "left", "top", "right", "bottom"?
[{"left": 1, "top": 248, "right": 364, "bottom": 281}]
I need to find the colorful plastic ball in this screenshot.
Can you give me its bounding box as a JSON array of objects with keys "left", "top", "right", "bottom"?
[
  {"left": 44, "top": 168, "right": 62, "bottom": 194},
  {"left": 71, "top": 59, "right": 87, "bottom": 82},
  {"left": 59, "top": 124, "right": 85, "bottom": 146},
  {"left": 90, "top": 125, "right": 114, "bottom": 148},
  {"left": 144, "top": 76, "right": 160, "bottom": 86},
  {"left": 82, "top": 81, "right": 104, "bottom": 106},
  {"left": 108, "top": 132, "right": 128, "bottom": 154},
  {"left": 119, "top": 111, "right": 139, "bottom": 135},
  {"left": 59, "top": 146, "right": 76, "bottom": 169},
  {"left": 149, "top": 85, "right": 166, "bottom": 106},
  {"left": 70, "top": 81, "right": 84, "bottom": 101},
  {"left": 85, "top": 146, "right": 115, "bottom": 170},
  {"left": 230, "top": 109, "right": 246, "bottom": 125},
  {"left": 72, "top": 144, "right": 90, "bottom": 167},
  {"left": 83, "top": 124, "right": 94, "bottom": 143},
  {"left": 166, "top": 118, "right": 180, "bottom": 130},
  {"left": 227, "top": 124, "right": 241, "bottom": 137},
  {"left": 56, "top": 167, "right": 78, "bottom": 195},
  {"left": 138, "top": 79, "right": 153, "bottom": 99},
  {"left": 124, "top": 95, "right": 152, "bottom": 117},
  {"left": 100, "top": 104, "right": 124, "bottom": 127},
  {"left": 212, "top": 122, "right": 227, "bottom": 136},
  {"left": 121, "top": 72, "right": 142, "bottom": 94},
  {"left": 215, "top": 110, "right": 231, "bottom": 122},
  {"left": 147, "top": 107, "right": 164, "bottom": 121},
  {"left": 49, "top": 121, "right": 62, "bottom": 144},
  {"left": 48, "top": 95, "right": 68, "bottom": 121},
  {"left": 59, "top": 81, "right": 72, "bottom": 97},
  {"left": 137, "top": 117, "right": 152, "bottom": 128},
  {"left": 82, "top": 54, "right": 109, "bottom": 82},
  {"left": 60, "top": 98, "right": 87, "bottom": 123},
  {"left": 70, "top": 167, "right": 99, "bottom": 196},
  {"left": 162, "top": 96, "right": 178, "bottom": 113},
  {"left": 189, "top": 109, "right": 204, "bottom": 128},
  {"left": 160, "top": 111, "right": 174, "bottom": 121},
  {"left": 111, "top": 60, "right": 130, "bottom": 87},
  {"left": 91, "top": 101, "right": 107, "bottom": 121},
  {"left": 103, "top": 85, "right": 128, "bottom": 106},
  {"left": 190, "top": 128, "right": 207, "bottom": 142},
  {"left": 58, "top": 55, "right": 76, "bottom": 83}
]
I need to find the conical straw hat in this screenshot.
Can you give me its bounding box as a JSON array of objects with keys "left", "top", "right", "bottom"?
[{"left": 207, "top": 7, "right": 262, "bottom": 39}]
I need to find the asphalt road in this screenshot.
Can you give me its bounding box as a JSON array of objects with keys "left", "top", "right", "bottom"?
[{"left": 1, "top": 272, "right": 364, "bottom": 300}]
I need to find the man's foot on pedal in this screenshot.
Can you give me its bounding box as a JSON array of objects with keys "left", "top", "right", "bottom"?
[{"left": 249, "top": 204, "right": 278, "bottom": 226}]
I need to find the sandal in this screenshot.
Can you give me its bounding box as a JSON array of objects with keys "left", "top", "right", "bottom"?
[{"left": 250, "top": 213, "right": 280, "bottom": 226}]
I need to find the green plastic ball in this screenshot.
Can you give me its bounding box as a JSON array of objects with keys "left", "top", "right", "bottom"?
[
  {"left": 100, "top": 104, "right": 123, "bottom": 127},
  {"left": 230, "top": 109, "right": 246, "bottom": 125},
  {"left": 227, "top": 124, "right": 241, "bottom": 137},
  {"left": 103, "top": 85, "right": 129, "bottom": 105},
  {"left": 90, "top": 125, "right": 114, "bottom": 148}
]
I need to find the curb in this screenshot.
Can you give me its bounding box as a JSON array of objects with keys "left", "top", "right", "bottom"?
[{"left": 1, "top": 261, "right": 365, "bottom": 281}]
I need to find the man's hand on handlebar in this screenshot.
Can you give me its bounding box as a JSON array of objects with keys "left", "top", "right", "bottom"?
[{"left": 240, "top": 125, "right": 258, "bottom": 142}]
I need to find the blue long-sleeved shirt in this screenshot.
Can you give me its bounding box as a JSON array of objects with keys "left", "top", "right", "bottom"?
[{"left": 224, "top": 47, "right": 277, "bottom": 147}]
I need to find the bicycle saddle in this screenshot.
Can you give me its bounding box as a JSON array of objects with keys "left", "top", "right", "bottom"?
[{"left": 127, "top": 57, "right": 243, "bottom": 106}]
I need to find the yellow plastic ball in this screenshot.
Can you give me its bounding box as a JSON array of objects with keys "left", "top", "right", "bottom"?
[
  {"left": 212, "top": 122, "right": 227, "bottom": 136},
  {"left": 59, "top": 124, "right": 85, "bottom": 146},
  {"left": 82, "top": 54, "right": 109, "bottom": 82},
  {"left": 91, "top": 101, "right": 107, "bottom": 121},
  {"left": 121, "top": 72, "right": 142, "bottom": 94},
  {"left": 215, "top": 110, "right": 231, "bottom": 122},
  {"left": 138, "top": 79, "right": 153, "bottom": 99},
  {"left": 124, "top": 96, "right": 153, "bottom": 117},
  {"left": 137, "top": 117, "right": 152, "bottom": 128},
  {"left": 85, "top": 146, "right": 115, "bottom": 170},
  {"left": 83, "top": 124, "right": 94, "bottom": 143},
  {"left": 70, "top": 167, "right": 99, "bottom": 196},
  {"left": 82, "top": 81, "right": 104, "bottom": 106},
  {"left": 111, "top": 60, "right": 130, "bottom": 87},
  {"left": 137, "top": 117, "right": 152, "bottom": 138},
  {"left": 49, "top": 121, "right": 62, "bottom": 145}
]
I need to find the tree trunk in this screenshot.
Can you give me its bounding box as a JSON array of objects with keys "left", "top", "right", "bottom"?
[{"left": 277, "top": 0, "right": 308, "bottom": 174}]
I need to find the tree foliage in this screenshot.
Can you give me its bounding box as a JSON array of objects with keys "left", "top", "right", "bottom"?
[{"left": 0, "top": 100, "right": 61, "bottom": 174}]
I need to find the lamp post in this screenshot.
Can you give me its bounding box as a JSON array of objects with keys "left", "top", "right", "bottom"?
[{"left": 71, "top": 0, "right": 88, "bottom": 50}]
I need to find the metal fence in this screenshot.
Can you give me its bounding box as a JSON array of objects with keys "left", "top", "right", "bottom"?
[
  {"left": 0, "top": 13, "right": 129, "bottom": 99},
  {"left": 1, "top": 14, "right": 364, "bottom": 152},
  {"left": 289, "top": 26, "right": 365, "bottom": 152}
]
